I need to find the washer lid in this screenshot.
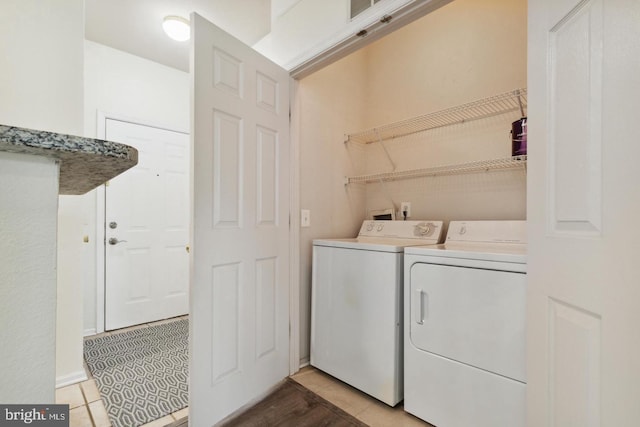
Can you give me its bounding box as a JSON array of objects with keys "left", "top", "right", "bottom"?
[
  {"left": 313, "top": 220, "right": 445, "bottom": 252},
  {"left": 313, "top": 237, "right": 439, "bottom": 252}
]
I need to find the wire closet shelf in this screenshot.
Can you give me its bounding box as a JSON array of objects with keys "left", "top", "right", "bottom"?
[
  {"left": 343, "top": 87, "right": 527, "bottom": 185},
  {"left": 345, "top": 88, "right": 527, "bottom": 144},
  {"left": 346, "top": 155, "right": 527, "bottom": 184}
]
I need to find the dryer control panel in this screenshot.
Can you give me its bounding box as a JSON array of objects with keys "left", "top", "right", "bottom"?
[{"left": 446, "top": 220, "right": 527, "bottom": 244}]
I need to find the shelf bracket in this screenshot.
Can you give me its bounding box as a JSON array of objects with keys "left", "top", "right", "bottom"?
[{"left": 375, "top": 129, "right": 396, "bottom": 171}]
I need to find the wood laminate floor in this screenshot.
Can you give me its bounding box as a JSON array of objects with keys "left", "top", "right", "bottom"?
[
  {"left": 175, "top": 367, "right": 433, "bottom": 427},
  {"left": 218, "top": 378, "right": 366, "bottom": 426}
]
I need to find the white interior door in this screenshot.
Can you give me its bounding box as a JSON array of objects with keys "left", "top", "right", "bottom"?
[
  {"left": 528, "top": 0, "right": 640, "bottom": 425},
  {"left": 190, "top": 13, "right": 291, "bottom": 426},
  {"left": 105, "top": 119, "right": 190, "bottom": 331}
]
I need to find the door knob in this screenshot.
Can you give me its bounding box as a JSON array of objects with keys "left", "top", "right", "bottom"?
[
  {"left": 109, "top": 221, "right": 118, "bottom": 229},
  {"left": 108, "top": 237, "right": 128, "bottom": 245}
]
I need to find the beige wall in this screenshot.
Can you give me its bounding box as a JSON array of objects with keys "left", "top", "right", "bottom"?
[
  {"left": 363, "top": 0, "right": 527, "bottom": 126},
  {"left": 297, "top": 0, "right": 527, "bottom": 362},
  {"left": 296, "top": 48, "right": 369, "bottom": 362},
  {"left": 361, "top": 0, "right": 527, "bottom": 224},
  {"left": 365, "top": 0, "right": 527, "bottom": 127}
]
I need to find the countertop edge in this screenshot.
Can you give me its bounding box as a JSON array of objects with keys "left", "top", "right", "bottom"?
[{"left": 0, "top": 125, "right": 138, "bottom": 195}]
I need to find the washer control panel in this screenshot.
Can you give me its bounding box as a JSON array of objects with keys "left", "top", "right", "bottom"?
[{"left": 358, "top": 220, "right": 444, "bottom": 242}]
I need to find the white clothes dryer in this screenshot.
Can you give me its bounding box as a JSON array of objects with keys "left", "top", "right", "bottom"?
[
  {"left": 404, "top": 220, "right": 527, "bottom": 427},
  {"left": 311, "top": 220, "right": 444, "bottom": 406}
]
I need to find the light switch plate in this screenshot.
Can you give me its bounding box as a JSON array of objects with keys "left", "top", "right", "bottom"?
[{"left": 301, "top": 209, "right": 311, "bottom": 227}]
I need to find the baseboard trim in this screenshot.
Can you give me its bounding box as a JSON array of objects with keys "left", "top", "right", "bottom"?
[
  {"left": 56, "top": 370, "right": 88, "bottom": 389},
  {"left": 84, "top": 328, "right": 97, "bottom": 337}
]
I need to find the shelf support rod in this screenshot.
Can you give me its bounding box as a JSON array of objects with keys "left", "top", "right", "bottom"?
[
  {"left": 377, "top": 177, "right": 398, "bottom": 214},
  {"left": 516, "top": 89, "right": 525, "bottom": 117},
  {"left": 375, "top": 129, "right": 397, "bottom": 171}
]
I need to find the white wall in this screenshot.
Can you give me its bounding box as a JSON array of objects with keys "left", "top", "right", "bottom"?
[
  {"left": 57, "top": 193, "right": 94, "bottom": 387},
  {"left": 56, "top": 192, "right": 95, "bottom": 387},
  {"left": 0, "top": 0, "right": 84, "bottom": 135},
  {"left": 84, "top": 41, "right": 190, "bottom": 138},
  {"left": 0, "top": 0, "right": 84, "bottom": 398},
  {"left": 297, "top": 0, "right": 527, "bottom": 362},
  {"left": 0, "top": 153, "right": 60, "bottom": 403},
  {"left": 255, "top": 0, "right": 350, "bottom": 67},
  {"left": 83, "top": 41, "right": 190, "bottom": 334}
]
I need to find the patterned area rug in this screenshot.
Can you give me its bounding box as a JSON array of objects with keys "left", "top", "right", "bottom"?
[{"left": 84, "top": 319, "right": 188, "bottom": 427}]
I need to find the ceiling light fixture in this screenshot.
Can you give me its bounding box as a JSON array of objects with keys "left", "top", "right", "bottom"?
[{"left": 162, "top": 16, "right": 190, "bottom": 42}]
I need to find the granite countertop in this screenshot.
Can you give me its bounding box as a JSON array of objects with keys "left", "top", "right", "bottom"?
[{"left": 0, "top": 124, "right": 138, "bottom": 195}]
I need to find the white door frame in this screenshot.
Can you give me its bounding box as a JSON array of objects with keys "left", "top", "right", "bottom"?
[
  {"left": 288, "top": 78, "right": 301, "bottom": 374},
  {"left": 94, "top": 111, "right": 190, "bottom": 334},
  {"left": 94, "top": 108, "right": 302, "bottom": 374}
]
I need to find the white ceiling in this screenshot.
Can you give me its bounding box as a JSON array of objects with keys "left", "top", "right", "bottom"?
[{"left": 84, "top": 0, "right": 273, "bottom": 72}]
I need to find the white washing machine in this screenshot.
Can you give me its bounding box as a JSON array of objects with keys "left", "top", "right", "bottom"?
[
  {"left": 311, "top": 219, "right": 444, "bottom": 406},
  {"left": 404, "top": 220, "right": 527, "bottom": 427}
]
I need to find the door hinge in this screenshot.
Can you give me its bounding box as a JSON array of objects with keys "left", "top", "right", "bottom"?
[{"left": 105, "top": 180, "right": 110, "bottom": 187}]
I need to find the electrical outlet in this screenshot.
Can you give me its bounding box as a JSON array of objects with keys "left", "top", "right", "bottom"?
[{"left": 400, "top": 202, "right": 411, "bottom": 219}]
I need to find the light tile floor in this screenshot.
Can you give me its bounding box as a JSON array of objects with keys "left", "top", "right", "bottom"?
[
  {"left": 291, "top": 366, "right": 435, "bottom": 427},
  {"left": 56, "top": 317, "right": 189, "bottom": 427}
]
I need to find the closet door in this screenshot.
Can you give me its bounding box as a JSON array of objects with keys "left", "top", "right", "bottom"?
[
  {"left": 527, "top": 0, "right": 640, "bottom": 425},
  {"left": 190, "top": 13, "right": 291, "bottom": 426}
]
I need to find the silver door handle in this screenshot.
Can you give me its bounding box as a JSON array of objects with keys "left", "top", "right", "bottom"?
[
  {"left": 108, "top": 237, "right": 128, "bottom": 245},
  {"left": 413, "top": 288, "right": 427, "bottom": 325}
]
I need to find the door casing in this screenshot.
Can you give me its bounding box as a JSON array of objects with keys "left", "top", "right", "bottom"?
[{"left": 95, "top": 112, "right": 190, "bottom": 333}]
